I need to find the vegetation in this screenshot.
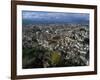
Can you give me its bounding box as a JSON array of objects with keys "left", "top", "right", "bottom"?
[{"left": 22, "top": 24, "right": 89, "bottom": 69}]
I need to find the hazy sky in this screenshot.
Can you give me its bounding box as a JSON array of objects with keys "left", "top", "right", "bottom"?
[{"left": 22, "top": 11, "right": 89, "bottom": 24}]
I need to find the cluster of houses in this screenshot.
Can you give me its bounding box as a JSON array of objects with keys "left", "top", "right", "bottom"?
[{"left": 22, "top": 24, "right": 89, "bottom": 68}]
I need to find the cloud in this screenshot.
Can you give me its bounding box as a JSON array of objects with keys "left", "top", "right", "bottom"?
[{"left": 22, "top": 11, "right": 89, "bottom": 23}]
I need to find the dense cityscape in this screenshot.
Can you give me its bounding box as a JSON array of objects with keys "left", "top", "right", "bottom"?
[{"left": 22, "top": 24, "right": 89, "bottom": 69}]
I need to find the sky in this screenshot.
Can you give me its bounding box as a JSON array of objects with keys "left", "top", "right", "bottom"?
[{"left": 22, "top": 11, "right": 89, "bottom": 25}]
